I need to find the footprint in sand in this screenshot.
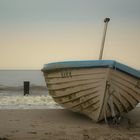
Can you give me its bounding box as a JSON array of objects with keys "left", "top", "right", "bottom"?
[
  {"left": 83, "top": 134, "right": 90, "bottom": 140},
  {"left": 9, "top": 119, "right": 19, "bottom": 122},
  {"left": 30, "top": 124, "right": 37, "bottom": 128},
  {"left": 44, "top": 132, "right": 52, "bottom": 135},
  {"left": 28, "top": 131, "right": 37, "bottom": 134},
  {"left": 11, "top": 130, "right": 19, "bottom": 133},
  {"left": 5, "top": 134, "right": 12, "bottom": 138}
]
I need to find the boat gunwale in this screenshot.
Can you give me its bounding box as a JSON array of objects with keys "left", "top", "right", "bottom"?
[{"left": 42, "top": 60, "right": 140, "bottom": 79}]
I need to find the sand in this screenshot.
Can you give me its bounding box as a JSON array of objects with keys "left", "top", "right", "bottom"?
[{"left": 0, "top": 108, "right": 140, "bottom": 140}]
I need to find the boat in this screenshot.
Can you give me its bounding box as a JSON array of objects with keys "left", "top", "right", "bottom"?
[{"left": 42, "top": 18, "right": 140, "bottom": 122}]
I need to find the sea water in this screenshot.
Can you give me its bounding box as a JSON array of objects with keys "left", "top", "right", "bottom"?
[
  {"left": 0, "top": 94, "right": 62, "bottom": 109},
  {"left": 0, "top": 70, "right": 45, "bottom": 86},
  {"left": 0, "top": 70, "right": 62, "bottom": 109}
]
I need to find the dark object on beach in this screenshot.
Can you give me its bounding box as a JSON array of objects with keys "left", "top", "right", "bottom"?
[
  {"left": 24, "top": 81, "right": 30, "bottom": 96},
  {"left": 0, "top": 138, "right": 10, "bottom": 140}
]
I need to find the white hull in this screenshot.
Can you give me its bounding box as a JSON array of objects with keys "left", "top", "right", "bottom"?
[{"left": 43, "top": 67, "right": 140, "bottom": 122}]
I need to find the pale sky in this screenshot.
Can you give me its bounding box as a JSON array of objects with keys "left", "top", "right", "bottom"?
[{"left": 0, "top": 0, "right": 140, "bottom": 69}]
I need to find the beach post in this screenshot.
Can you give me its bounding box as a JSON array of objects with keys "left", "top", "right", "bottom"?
[{"left": 24, "top": 81, "right": 30, "bottom": 96}]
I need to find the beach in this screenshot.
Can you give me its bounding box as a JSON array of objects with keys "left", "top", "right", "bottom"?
[
  {"left": 0, "top": 108, "right": 140, "bottom": 140},
  {"left": 0, "top": 84, "right": 140, "bottom": 140},
  {"left": 0, "top": 86, "right": 140, "bottom": 140}
]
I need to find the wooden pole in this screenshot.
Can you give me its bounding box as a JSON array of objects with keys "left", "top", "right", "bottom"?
[
  {"left": 99, "top": 18, "right": 110, "bottom": 60},
  {"left": 24, "top": 81, "right": 30, "bottom": 96}
]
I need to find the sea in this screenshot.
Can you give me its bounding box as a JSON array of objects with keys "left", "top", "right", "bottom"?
[{"left": 0, "top": 70, "right": 62, "bottom": 109}]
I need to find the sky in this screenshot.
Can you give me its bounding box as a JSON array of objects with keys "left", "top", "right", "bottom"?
[{"left": 0, "top": 0, "right": 140, "bottom": 69}]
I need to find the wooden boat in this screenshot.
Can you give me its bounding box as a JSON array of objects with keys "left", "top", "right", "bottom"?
[
  {"left": 42, "top": 60, "right": 140, "bottom": 122},
  {"left": 42, "top": 18, "right": 140, "bottom": 122}
]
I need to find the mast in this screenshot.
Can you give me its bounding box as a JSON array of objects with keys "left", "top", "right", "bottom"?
[{"left": 99, "top": 18, "right": 110, "bottom": 60}]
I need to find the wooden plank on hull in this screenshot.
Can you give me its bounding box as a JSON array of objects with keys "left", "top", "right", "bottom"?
[
  {"left": 111, "top": 80, "right": 140, "bottom": 102},
  {"left": 63, "top": 93, "right": 99, "bottom": 108},
  {"left": 110, "top": 76, "right": 140, "bottom": 95},
  {"left": 110, "top": 69, "right": 139, "bottom": 86},
  {"left": 84, "top": 106, "right": 100, "bottom": 121},
  {"left": 46, "top": 74, "right": 106, "bottom": 84},
  {"left": 49, "top": 86, "right": 100, "bottom": 97},
  {"left": 84, "top": 103, "right": 99, "bottom": 114},
  {"left": 49, "top": 82, "right": 103, "bottom": 97},
  {"left": 53, "top": 87, "right": 101, "bottom": 103},
  {"left": 47, "top": 79, "right": 103, "bottom": 90},
  {"left": 73, "top": 99, "right": 99, "bottom": 112},
  {"left": 111, "top": 82, "right": 138, "bottom": 108},
  {"left": 112, "top": 94, "right": 128, "bottom": 112},
  {"left": 82, "top": 99, "right": 100, "bottom": 109},
  {"left": 110, "top": 95, "right": 124, "bottom": 113},
  {"left": 46, "top": 68, "right": 107, "bottom": 78}
]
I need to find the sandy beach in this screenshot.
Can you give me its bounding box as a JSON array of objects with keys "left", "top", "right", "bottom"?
[{"left": 0, "top": 108, "right": 139, "bottom": 140}]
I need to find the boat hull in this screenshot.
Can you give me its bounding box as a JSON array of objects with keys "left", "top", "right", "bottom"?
[{"left": 43, "top": 66, "right": 140, "bottom": 122}]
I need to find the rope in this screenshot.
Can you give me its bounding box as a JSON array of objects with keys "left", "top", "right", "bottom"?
[
  {"left": 108, "top": 94, "right": 115, "bottom": 117},
  {"left": 103, "top": 81, "right": 119, "bottom": 124},
  {"left": 103, "top": 81, "right": 110, "bottom": 123}
]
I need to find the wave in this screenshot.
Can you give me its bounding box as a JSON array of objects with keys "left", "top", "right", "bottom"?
[{"left": 0, "top": 95, "right": 62, "bottom": 109}]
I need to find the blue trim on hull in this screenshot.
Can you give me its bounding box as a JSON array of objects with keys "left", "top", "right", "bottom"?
[{"left": 42, "top": 60, "right": 140, "bottom": 79}]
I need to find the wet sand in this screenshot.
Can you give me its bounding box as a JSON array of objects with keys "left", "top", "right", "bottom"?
[{"left": 0, "top": 108, "right": 140, "bottom": 140}]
